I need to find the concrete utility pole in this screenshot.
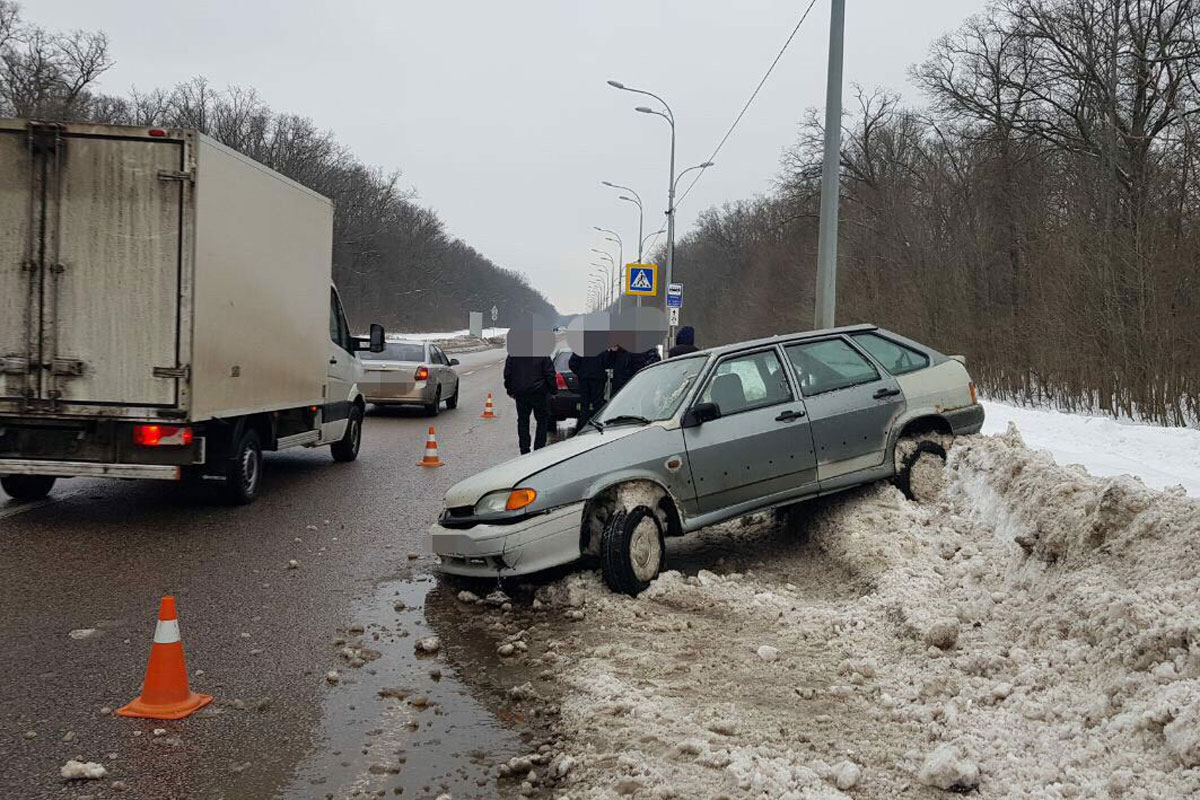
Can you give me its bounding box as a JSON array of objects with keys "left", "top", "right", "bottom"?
[{"left": 814, "top": 0, "right": 845, "bottom": 330}]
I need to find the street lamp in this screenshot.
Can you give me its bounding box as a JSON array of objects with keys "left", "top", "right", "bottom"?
[
  {"left": 591, "top": 266, "right": 609, "bottom": 308},
  {"left": 610, "top": 79, "right": 678, "bottom": 349},
  {"left": 602, "top": 181, "right": 645, "bottom": 260},
  {"left": 591, "top": 247, "right": 620, "bottom": 312},
  {"left": 640, "top": 227, "right": 666, "bottom": 255},
  {"left": 591, "top": 261, "right": 614, "bottom": 309},
  {"left": 594, "top": 227, "right": 624, "bottom": 311}
]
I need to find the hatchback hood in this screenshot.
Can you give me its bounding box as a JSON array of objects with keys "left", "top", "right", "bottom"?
[{"left": 443, "top": 425, "right": 644, "bottom": 508}]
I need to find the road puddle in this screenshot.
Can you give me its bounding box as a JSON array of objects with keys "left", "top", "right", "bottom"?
[{"left": 279, "top": 574, "right": 528, "bottom": 799}]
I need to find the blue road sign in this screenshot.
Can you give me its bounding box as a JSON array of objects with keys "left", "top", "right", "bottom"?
[
  {"left": 666, "top": 282, "right": 683, "bottom": 308},
  {"left": 624, "top": 263, "right": 657, "bottom": 296}
]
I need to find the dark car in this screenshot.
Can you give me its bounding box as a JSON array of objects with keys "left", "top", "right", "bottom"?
[{"left": 549, "top": 349, "right": 581, "bottom": 424}]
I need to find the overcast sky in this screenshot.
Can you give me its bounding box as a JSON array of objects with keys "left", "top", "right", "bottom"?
[{"left": 37, "top": 0, "right": 987, "bottom": 315}]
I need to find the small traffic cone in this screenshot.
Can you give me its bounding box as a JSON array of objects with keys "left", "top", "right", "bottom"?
[
  {"left": 417, "top": 426, "right": 444, "bottom": 467},
  {"left": 117, "top": 596, "right": 212, "bottom": 720},
  {"left": 481, "top": 392, "right": 498, "bottom": 419}
]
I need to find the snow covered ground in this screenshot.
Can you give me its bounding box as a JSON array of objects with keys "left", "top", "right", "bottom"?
[
  {"left": 459, "top": 428, "right": 1200, "bottom": 799},
  {"left": 982, "top": 400, "right": 1200, "bottom": 496},
  {"left": 390, "top": 327, "right": 509, "bottom": 341}
]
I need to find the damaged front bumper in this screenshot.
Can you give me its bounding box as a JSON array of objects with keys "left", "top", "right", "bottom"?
[{"left": 426, "top": 501, "right": 585, "bottom": 578}]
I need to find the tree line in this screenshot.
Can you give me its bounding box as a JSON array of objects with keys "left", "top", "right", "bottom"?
[
  {"left": 669, "top": 0, "right": 1199, "bottom": 426},
  {"left": 0, "top": 2, "right": 555, "bottom": 333}
]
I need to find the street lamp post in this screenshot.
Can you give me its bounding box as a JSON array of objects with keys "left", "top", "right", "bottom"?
[
  {"left": 640, "top": 228, "right": 666, "bottom": 256},
  {"left": 590, "top": 247, "right": 620, "bottom": 312},
  {"left": 591, "top": 266, "right": 609, "bottom": 308},
  {"left": 601, "top": 181, "right": 644, "bottom": 260},
  {"left": 591, "top": 261, "right": 614, "bottom": 310},
  {"left": 594, "top": 227, "right": 623, "bottom": 310},
  {"left": 608, "top": 80, "right": 678, "bottom": 350},
  {"left": 815, "top": 0, "right": 846, "bottom": 329}
]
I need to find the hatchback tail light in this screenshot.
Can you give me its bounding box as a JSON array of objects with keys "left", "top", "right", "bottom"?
[
  {"left": 555, "top": 372, "right": 568, "bottom": 391},
  {"left": 133, "top": 425, "right": 193, "bottom": 446},
  {"left": 415, "top": 365, "right": 430, "bottom": 381},
  {"left": 969, "top": 382, "right": 977, "bottom": 404}
]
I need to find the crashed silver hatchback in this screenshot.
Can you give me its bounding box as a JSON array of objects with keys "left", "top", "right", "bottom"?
[{"left": 428, "top": 324, "right": 984, "bottom": 595}]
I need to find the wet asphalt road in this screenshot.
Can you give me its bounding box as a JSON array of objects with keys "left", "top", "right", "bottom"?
[{"left": 0, "top": 345, "right": 540, "bottom": 800}]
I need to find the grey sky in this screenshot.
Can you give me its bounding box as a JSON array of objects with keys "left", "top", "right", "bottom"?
[{"left": 38, "top": 0, "right": 987, "bottom": 314}]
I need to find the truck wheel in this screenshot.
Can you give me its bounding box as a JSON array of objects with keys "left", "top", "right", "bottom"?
[
  {"left": 895, "top": 439, "right": 948, "bottom": 503},
  {"left": 221, "top": 429, "right": 263, "bottom": 505},
  {"left": 425, "top": 388, "right": 441, "bottom": 417},
  {"left": 1, "top": 474, "right": 57, "bottom": 502},
  {"left": 331, "top": 405, "right": 363, "bottom": 462},
  {"left": 600, "top": 505, "right": 664, "bottom": 596},
  {"left": 445, "top": 386, "right": 458, "bottom": 410}
]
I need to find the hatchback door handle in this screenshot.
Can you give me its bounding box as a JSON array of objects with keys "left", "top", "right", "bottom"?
[
  {"left": 775, "top": 409, "right": 806, "bottom": 422},
  {"left": 329, "top": 358, "right": 338, "bottom": 365},
  {"left": 873, "top": 387, "right": 901, "bottom": 399}
]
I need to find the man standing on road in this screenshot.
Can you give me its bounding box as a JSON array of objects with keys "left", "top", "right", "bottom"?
[
  {"left": 668, "top": 325, "right": 698, "bottom": 357},
  {"left": 568, "top": 350, "right": 607, "bottom": 434},
  {"left": 504, "top": 353, "right": 557, "bottom": 454}
]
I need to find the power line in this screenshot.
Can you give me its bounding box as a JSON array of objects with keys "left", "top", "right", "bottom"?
[{"left": 643, "top": 0, "right": 821, "bottom": 257}]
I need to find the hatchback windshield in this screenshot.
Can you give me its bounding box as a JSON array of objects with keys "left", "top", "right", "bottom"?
[
  {"left": 362, "top": 342, "right": 425, "bottom": 362},
  {"left": 595, "top": 356, "right": 706, "bottom": 425}
]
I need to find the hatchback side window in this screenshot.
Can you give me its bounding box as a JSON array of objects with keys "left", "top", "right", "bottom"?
[
  {"left": 851, "top": 333, "right": 929, "bottom": 375},
  {"left": 430, "top": 346, "right": 444, "bottom": 366},
  {"left": 698, "top": 350, "right": 792, "bottom": 415},
  {"left": 786, "top": 339, "right": 880, "bottom": 396}
]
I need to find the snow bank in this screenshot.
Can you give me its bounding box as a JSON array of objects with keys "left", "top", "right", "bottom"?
[
  {"left": 528, "top": 428, "right": 1200, "bottom": 799},
  {"left": 982, "top": 400, "right": 1200, "bottom": 496},
  {"left": 388, "top": 327, "right": 510, "bottom": 341}
]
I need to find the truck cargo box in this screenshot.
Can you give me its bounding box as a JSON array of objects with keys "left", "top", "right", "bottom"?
[{"left": 0, "top": 120, "right": 332, "bottom": 423}]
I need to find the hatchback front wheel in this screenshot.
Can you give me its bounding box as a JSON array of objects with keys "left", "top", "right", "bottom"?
[{"left": 600, "top": 505, "right": 665, "bottom": 596}]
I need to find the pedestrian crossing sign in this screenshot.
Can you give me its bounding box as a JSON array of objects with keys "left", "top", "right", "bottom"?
[{"left": 624, "top": 263, "right": 658, "bottom": 296}]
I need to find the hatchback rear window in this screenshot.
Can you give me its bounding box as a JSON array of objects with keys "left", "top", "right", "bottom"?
[
  {"left": 362, "top": 343, "right": 424, "bottom": 362},
  {"left": 851, "top": 333, "right": 929, "bottom": 375}
]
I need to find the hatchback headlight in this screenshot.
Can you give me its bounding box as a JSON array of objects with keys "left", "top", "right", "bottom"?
[{"left": 474, "top": 488, "right": 538, "bottom": 517}]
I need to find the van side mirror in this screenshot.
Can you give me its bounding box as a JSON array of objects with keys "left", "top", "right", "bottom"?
[
  {"left": 681, "top": 401, "right": 721, "bottom": 429},
  {"left": 367, "top": 323, "right": 385, "bottom": 353}
]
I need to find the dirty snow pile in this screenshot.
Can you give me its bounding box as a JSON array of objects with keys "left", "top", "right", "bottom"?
[{"left": 530, "top": 425, "right": 1200, "bottom": 799}]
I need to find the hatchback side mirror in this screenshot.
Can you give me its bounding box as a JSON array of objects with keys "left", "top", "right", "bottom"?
[
  {"left": 681, "top": 401, "right": 721, "bottom": 429},
  {"left": 449, "top": 358, "right": 460, "bottom": 366}
]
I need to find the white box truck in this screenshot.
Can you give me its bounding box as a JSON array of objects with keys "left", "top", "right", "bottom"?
[{"left": 0, "top": 119, "right": 384, "bottom": 503}]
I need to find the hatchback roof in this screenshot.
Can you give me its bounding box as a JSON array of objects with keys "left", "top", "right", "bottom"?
[{"left": 699, "top": 323, "right": 878, "bottom": 358}]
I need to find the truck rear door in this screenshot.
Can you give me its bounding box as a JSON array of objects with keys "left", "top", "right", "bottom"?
[{"left": 0, "top": 122, "right": 186, "bottom": 414}]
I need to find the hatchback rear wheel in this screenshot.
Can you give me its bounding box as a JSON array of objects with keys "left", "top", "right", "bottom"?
[{"left": 0, "top": 474, "right": 57, "bottom": 502}]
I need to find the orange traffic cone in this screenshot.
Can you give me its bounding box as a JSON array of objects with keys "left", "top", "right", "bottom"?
[
  {"left": 481, "top": 392, "right": 498, "bottom": 419},
  {"left": 117, "top": 596, "right": 213, "bottom": 720},
  {"left": 417, "top": 426, "right": 444, "bottom": 467}
]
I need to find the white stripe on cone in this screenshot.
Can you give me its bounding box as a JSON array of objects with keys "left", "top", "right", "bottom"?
[{"left": 153, "top": 619, "right": 181, "bottom": 644}]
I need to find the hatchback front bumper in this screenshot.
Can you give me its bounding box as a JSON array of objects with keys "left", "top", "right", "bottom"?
[{"left": 427, "top": 501, "right": 585, "bottom": 578}]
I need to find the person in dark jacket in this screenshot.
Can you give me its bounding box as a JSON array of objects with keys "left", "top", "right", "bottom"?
[
  {"left": 568, "top": 350, "right": 607, "bottom": 434},
  {"left": 503, "top": 354, "right": 557, "bottom": 454},
  {"left": 668, "top": 326, "right": 698, "bottom": 358},
  {"left": 605, "top": 345, "right": 660, "bottom": 396}
]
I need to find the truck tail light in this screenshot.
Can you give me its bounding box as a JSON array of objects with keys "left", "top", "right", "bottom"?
[
  {"left": 969, "top": 383, "right": 977, "bottom": 404},
  {"left": 133, "top": 425, "right": 193, "bottom": 446},
  {"left": 555, "top": 372, "right": 568, "bottom": 391},
  {"left": 415, "top": 365, "right": 430, "bottom": 381}
]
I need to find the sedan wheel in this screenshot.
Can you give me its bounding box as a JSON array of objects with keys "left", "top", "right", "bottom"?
[{"left": 600, "top": 505, "right": 664, "bottom": 596}]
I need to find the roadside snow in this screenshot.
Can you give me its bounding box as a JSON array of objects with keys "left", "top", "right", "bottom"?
[
  {"left": 524, "top": 427, "right": 1200, "bottom": 799},
  {"left": 389, "top": 327, "right": 510, "bottom": 341},
  {"left": 982, "top": 400, "right": 1200, "bottom": 496}
]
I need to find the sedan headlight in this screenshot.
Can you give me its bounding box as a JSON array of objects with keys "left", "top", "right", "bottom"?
[{"left": 474, "top": 488, "right": 538, "bottom": 517}]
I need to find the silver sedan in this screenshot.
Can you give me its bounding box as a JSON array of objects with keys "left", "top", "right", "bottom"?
[
  {"left": 428, "top": 324, "right": 984, "bottom": 594},
  {"left": 360, "top": 340, "right": 460, "bottom": 416}
]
